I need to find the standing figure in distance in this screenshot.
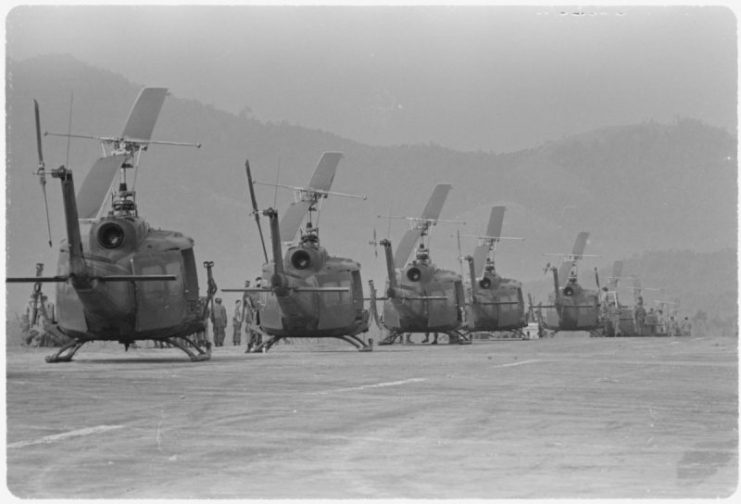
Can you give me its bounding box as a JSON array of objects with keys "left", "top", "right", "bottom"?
[
  {"left": 211, "top": 298, "right": 228, "bottom": 347},
  {"left": 244, "top": 281, "right": 261, "bottom": 352},
  {"left": 680, "top": 316, "right": 692, "bottom": 337},
  {"left": 232, "top": 299, "right": 243, "bottom": 346}
]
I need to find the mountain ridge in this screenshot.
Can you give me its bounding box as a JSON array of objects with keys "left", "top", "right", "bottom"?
[{"left": 4, "top": 54, "right": 737, "bottom": 329}]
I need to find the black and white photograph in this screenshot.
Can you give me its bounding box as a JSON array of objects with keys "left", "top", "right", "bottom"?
[{"left": 3, "top": 2, "right": 738, "bottom": 499}]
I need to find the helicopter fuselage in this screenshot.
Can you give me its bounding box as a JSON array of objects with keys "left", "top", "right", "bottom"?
[
  {"left": 382, "top": 261, "right": 464, "bottom": 333},
  {"left": 55, "top": 215, "right": 203, "bottom": 343},
  {"left": 258, "top": 242, "right": 369, "bottom": 338},
  {"left": 542, "top": 281, "right": 600, "bottom": 331},
  {"left": 466, "top": 272, "right": 526, "bottom": 332}
]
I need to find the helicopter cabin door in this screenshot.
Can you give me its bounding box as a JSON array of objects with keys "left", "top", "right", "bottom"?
[{"left": 132, "top": 250, "right": 187, "bottom": 331}]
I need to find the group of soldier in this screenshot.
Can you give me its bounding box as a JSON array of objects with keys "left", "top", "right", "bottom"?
[
  {"left": 20, "top": 292, "right": 70, "bottom": 347},
  {"left": 633, "top": 300, "right": 692, "bottom": 337},
  {"left": 205, "top": 278, "right": 265, "bottom": 352},
  {"left": 599, "top": 290, "right": 692, "bottom": 337}
]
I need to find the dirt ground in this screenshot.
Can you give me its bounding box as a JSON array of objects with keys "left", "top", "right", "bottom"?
[{"left": 4, "top": 332, "right": 738, "bottom": 499}]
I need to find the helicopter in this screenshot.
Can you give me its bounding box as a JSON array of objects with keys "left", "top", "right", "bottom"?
[
  {"left": 371, "top": 184, "right": 467, "bottom": 345},
  {"left": 462, "top": 206, "right": 527, "bottom": 339},
  {"left": 535, "top": 231, "right": 603, "bottom": 337},
  {"left": 222, "top": 153, "right": 371, "bottom": 352},
  {"left": 598, "top": 260, "right": 636, "bottom": 337},
  {"left": 6, "top": 89, "right": 216, "bottom": 362},
  {"left": 601, "top": 266, "right": 665, "bottom": 337}
]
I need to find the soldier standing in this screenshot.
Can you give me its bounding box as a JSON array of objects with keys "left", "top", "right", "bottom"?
[
  {"left": 680, "top": 316, "right": 692, "bottom": 337},
  {"left": 667, "top": 316, "right": 679, "bottom": 337},
  {"left": 211, "top": 298, "right": 228, "bottom": 347},
  {"left": 634, "top": 301, "right": 646, "bottom": 336},
  {"left": 656, "top": 309, "right": 666, "bottom": 335},
  {"left": 244, "top": 284, "right": 262, "bottom": 352},
  {"left": 645, "top": 308, "right": 658, "bottom": 335},
  {"left": 232, "top": 300, "right": 243, "bottom": 346}
]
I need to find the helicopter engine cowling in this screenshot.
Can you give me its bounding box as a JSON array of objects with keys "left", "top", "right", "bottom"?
[
  {"left": 284, "top": 245, "right": 327, "bottom": 273},
  {"left": 406, "top": 267, "right": 422, "bottom": 282},
  {"left": 97, "top": 222, "right": 127, "bottom": 249},
  {"left": 89, "top": 217, "right": 147, "bottom": 258},
  {"left": 290, "top": 249, "right": 313, "bottom": 270}
]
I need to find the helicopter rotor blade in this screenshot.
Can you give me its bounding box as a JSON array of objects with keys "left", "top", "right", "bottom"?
[
  {"left": 393, "top": 183, "right": 452, "bottom": 268},
  {"left": 557, "top": 231, "right": 590, "bottom": 287},
  {"left": 393, "top": 227, "right": 423, "bottom": 269},
  {"left": 34, "top": 100, "right": 53, "bottom": 247},
  {"left": 34, "top": 100, "right": 44, "bottom": 166},
  {"left": 420, "top": 184, "right": 452, "bottom": 221},
  {"left": 471, "top": 243, "right": 488, "bottom": 278},
  {"left": 473, "top": 206, "right": 506, "bottom": 277},
  {"left": 120, "top": 87, "right": 168, "bottom": 142},
  {"left": 485, "top": 206, "right": 506, "bottom": 239},
  {"left": 245, "top": 160, "right": 269, "bottom": 263},
  {"left": 279, "top": 200, "right": 313, "bottom": 242},
  {"left": 76, "top": 154, "right": 129, "bottom": 219},
  {"left": 307, "top": 152, "right": 342, "bottom": 192}
]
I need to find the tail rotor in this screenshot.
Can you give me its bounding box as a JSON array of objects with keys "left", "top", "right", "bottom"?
[
  {"left": 33, "top": 100, "right": 53, "bottom": 248},
  {"left": 368, "top": 227, "right": 380, "bottom": 258},
  {"left": 245, "top": 160, "right": 269, "bottom": 263}
]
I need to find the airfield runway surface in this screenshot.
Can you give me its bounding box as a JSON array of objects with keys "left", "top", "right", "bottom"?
[{"left": 5, "top": 332, "right": 738, "bottom": 499}]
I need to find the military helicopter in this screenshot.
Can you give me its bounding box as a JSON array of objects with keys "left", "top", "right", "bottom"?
[
  {"left": 535, "top": 231, "right": 603, "bottom": 337},
  {"left": 222, "top": 153, "right": 371, "bottom": 352},
  {"left": 6, "top": 89, "right": 216, "bottom": 362},
  {"left": 598, "top": 260, "right": 636, "bottom": 337},
  {"left": 371, "top": 184, "right": 467, "bottom": 345},
  {"left": 462, "top": 206, "right": 527, "bottom": 339}
]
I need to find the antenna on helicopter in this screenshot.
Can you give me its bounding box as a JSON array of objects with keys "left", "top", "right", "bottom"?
[{"left": 33, "top": 100, "right": 53, "bottom": 248}]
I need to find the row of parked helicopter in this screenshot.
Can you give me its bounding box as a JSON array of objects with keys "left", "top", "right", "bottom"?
[{"left": 7, "top": 88, "right": 658, "bottom": 363}]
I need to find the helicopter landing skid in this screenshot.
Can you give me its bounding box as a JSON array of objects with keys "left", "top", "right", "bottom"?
[
  {"left": 166, "top": 336, "right": 211, "bottom": 362},
  {"left": 447, "top": 330, "right": 472, "bottom": 345},
  {"left": 588, "top": 328, "right": 606, "bottom": 338},
  {"left": 251, "top": 334, "right": 373, "bottom": 353},
  {"left": 45, "top": 340, "right": 86, "bottom": 363},
  {"left": 337, "top": 335, "right": 373, "bottom": 352},
  {"left": 378, "top": 331, "right": 404, "bottom": 345}
]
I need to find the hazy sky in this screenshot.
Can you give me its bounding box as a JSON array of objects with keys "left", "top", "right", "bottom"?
[{"left": 4, "top": 4, "right": 738, "bottom": 152}]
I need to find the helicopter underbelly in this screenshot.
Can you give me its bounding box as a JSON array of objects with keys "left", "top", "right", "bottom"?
[
  {"left": 54, "top": 251, "right": 197, "bottom": 339},
  {"left": 382, "top": 282, "right": 463, "bottom": 333},
  {"left": 132, "top": 251, "right": 189, "bottom": 331},
  {"left": 56, "top": 256, "right": 136, "bottom": 336},
  {"left": 467, "top": 289, "right": 526, "bottom": 331},
  {"left": 544, "top": 294, "right": 600, "bottom": 331},
  {"left": 259, "top": 271, "right": 368, "bottom": 337}
]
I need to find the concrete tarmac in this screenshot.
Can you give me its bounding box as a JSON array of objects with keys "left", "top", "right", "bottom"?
[{"left": 5, "top": 332, "right": 738, "bottom": 499}]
